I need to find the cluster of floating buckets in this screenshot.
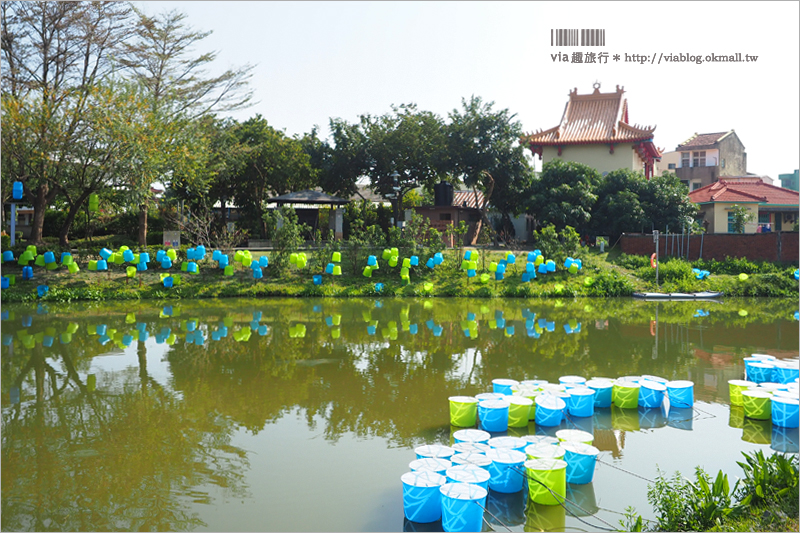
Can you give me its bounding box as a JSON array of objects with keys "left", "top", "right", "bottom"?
[
  {"left": 401, "top": 374, "right": 699, "bottom": 531},
  {"left": 729, "top": 354, "right": 800, "bottom": 429}
]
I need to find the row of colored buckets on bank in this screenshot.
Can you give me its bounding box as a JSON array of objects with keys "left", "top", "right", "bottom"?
[
  {"left": 728, "top": 354, "right": 800, "bottom": 428},
  {"left": 401, "top": 429, "right": 599, "bottom": 531},
  {"left": 448, "top": 375, "right": 696, "bottom": 433}
]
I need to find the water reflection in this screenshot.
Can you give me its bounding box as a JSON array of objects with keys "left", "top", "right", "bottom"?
[{"left": 1, "top": 297, "right": 797, "bottom": 531}]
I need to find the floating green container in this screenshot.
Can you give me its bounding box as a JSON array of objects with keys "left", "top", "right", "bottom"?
[
  {"left": 741, "top": 389, "right": 771, "bottom": 420},
  {"left": 525, "top": 458, "right": 567, "bottom": 506},
  {"left": 506, "top": 396, "right": 533, "bottom": 428},
  {"left": 449, "top": 396, "right": 478, "bottom": 427},
  {"left": 613, "top": 381, "right": 640, "bottom": 409},
  {"left": 728, "top": 379, "right": 756, "bottom": 407}
]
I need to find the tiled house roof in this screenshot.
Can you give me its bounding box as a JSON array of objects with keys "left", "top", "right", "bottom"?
[
  {"left": 689, "top": 179, "right": 800, "bottom": 205},
  {"left": 452, "top": 190, "right": 484, "bottom": 209},
  {"left": 676, "top": 131, "right": 734, "bottom": 150},
  {"left": 524, "top": 85, "right": 656, "bottom": 145}
]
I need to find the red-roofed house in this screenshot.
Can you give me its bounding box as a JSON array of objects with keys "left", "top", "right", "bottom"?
[
  {"left": 665, "top": 130, "right": 747, "bottom": 190},
  {"left": 689, "top": 178, "right": 799, "bottom": 233},
  {"left": 523, "top": 84, "right": 661, "bottom": 178}
]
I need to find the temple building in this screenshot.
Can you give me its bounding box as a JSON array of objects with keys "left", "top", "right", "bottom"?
[{"left": 524, "top": 84, "right": 661, "bottom": 178}]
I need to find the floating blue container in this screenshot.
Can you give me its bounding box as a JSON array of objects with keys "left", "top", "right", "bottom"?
[
  {"left": 535, "top": 394, "right": 566, "bottom": 427},
  {"left": 415, "top": 445, "right": 456, "bottom": 461},
  {"left": 453, "top": 429, "right": 491, "bottom": 444},
  {"left": 561, "top": 442, "right": 599, "bottom": 484},
  {"left": 567, "top": 387, "right": 595, "bottom": 417},
  {"left": 666, "top": 380, "right": 694, "bottom": 408},
  {"left": 559, "top": 375, "right": 586, "bottom": 388},
  {"left": 445, "top": 464, "right": 490, "bottom": 491},
  {"left": 772, "top": 396, "right": 800, "bottom": 428},
  {"left": 439, "top": 483, "right": 487, "bottom": 533},
  {"left": 586, "top": 379, "right": 614, "bottom": 407},
  {"left": 492, "top": 379, "right": 518, "bottom": 395},
  {"left": 748, "top": 362, "right": 774, "bottom": 384},
  {"left": 639, "top": 380, "right": 667, "bottom": 408},
  {"left": 478, "top": 399, "right": 510, "bottom": 432},
  {"left": 450, "top": 453, "right": 492, "bottom": 470},
  {"left": 774, "top": 361, "right": 800, "bottom": 384},
  {"left": 485, "top": 449, "right": 526, "bottom": 493},
  {"left": 401, "top": 471, "right": 446, "bottom": 523},
  {"left": 187, "top": 248, "right": 196, "bottom": 260},
  {"left": 410, "top": 458, "right": 453, "bottom": 476}
]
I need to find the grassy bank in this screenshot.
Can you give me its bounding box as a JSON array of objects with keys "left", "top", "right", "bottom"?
[{"left": 1, "top": 247, "right": 797, "bottom": 303}]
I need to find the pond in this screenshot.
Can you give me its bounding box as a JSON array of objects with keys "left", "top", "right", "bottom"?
[{"left": 1, "top": 297, "right": 798, "bottom": 532}]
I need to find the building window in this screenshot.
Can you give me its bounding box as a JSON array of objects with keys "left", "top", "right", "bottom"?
[
  {"left": 727, "top": 212, "right": 735, "bottom": 233},
  {"left": 721, "top": 159, "right": 725, "bottom": 168},
  {"left": 668, "top": 163, "right": 676, "bottom": 170},
  {"left": 439, "top": 213, "right": 452, "bottom": 221},
  {"left": 692, "top": 151, "right": 706, "bottom": 167},
  {"left": 680, "top": 180, "right": 690, "bottom": 189},
  {"left": 692, "top": 182, "right": 702, "bottom": 190},
  {"left": 758, "top": 213, "right": 770, "bottom": 224},
  {"left": 681, "top": 152, "right": 690, "bottom": 167}
]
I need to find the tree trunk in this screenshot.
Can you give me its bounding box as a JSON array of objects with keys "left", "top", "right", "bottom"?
[
  {"left": 58, "top": 191, "right": 92, "bottom": 247},
  {"left": 28, "top": 183, "right": 59, "bottom": 245},
  {"left": 138, "top": 205, "right": 148, "bottom": 246}
]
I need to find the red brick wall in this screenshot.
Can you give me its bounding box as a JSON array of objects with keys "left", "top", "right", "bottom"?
[{"left": 620, "top": 232, "right": 799, "bottom": 263}]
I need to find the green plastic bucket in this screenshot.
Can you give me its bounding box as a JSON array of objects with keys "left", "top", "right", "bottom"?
[
  {"left": 525, "top": 458, "right": 567, "bottom": 505},
  {"left": 449, "top": 396, "right": 478, "bottom": 427},
  {"left": 613, "top": 381, "right": 640, "bottom": 409},
  {"left": 555, "top": 429, "right": 593, "bottom": 445},
  {"left": 742, "top": 389, "right": 772, "bottom": 420},
  {"left": 506, "top": 396, "right": 533, "bottom": 427},
  {"left": 729, "top": 379, "right": 756, "bottom": 406}
]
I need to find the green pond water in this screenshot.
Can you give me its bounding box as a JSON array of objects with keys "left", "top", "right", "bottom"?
[{"left": 1, "top": 297, "right": 798, "bottom": 532}]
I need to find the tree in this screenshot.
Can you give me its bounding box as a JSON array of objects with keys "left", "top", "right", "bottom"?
[
  {"left": 729, "top": 204, "right": 755, "bottom": 234},
  {"left": 527, "top": 159, "right": 601, "bottom": 234},
  {"left": 639, "top": 171, "right": 699, "bottom": 232},
  {"left": 589, "top": 168, "right": 648, "bottom": 241},
  {"left": 231, "top": 116, "right": 316, "bottom": 237},
  {"left": 300, "top": 119, "right": 368, "bottom": 200},
  {"left": 446, "top": 96, "right": 533, "bottom": 243},
  {"left": 117, "top": 7, "right": 254, "bottom": 245},
  {"left": 1, "top": 1, "right": 133, "bottom": 244}
]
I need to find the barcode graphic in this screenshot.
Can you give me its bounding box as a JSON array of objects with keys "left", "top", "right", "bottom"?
[{"left": 551, "top": 29, "right": 606, "bottom": 46}]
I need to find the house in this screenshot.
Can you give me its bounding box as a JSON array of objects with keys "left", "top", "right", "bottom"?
[
  {"left": 688, "top": 178, "right": 799, "bottom": 233},
  {"left": 779, "top": 170, "right": 799, "bottom": 192},
  {"left": 664, "top": 130, "right": 747, "bottom": 190},
  {"left": 523, "top": 84, "right": 661, "bottom": 178},
  {"left": 409, "top": 187, "right": 483, "bottom": 246}
]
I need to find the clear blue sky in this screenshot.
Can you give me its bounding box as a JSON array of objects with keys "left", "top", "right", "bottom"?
[{"left": 137, "top": 1, "right": 799, "bottom": 181}]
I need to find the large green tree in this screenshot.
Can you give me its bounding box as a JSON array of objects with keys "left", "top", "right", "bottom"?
[
  {"left": 640, "top": 171, "right": 699, "bottom": 233},
  {"left": 527, "top": 159, "right": 602, "bottom": 235},
  {"left": 300, "top": 118, "right": 369, "bottom": 200},
  {"left": 589, "top": 168, "right": 648, "bottom": 240},
  {"left": 446, "top": 96, "right": 533, "bottom": 242}
]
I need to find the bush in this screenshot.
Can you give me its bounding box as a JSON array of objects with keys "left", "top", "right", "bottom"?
[
  {"left": 586, "top": 270, "right": 634, "bottom": 296},
  {"left": 614, "top": 253, "right": 651, "bottom": 270}
]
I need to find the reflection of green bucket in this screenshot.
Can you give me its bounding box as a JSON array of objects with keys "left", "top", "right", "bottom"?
[
  {"left": 729, "top": 406, "right": 745, "bottom": 429},
  {"left": 729, "top": 380, "right": 756, "bottom": 406},
  {"left": 449, "top": 396, "right": 478, "bottom": 427},
  {"left": 507, "top": 396, "right": 533, "bottom": 427},
  {"left": 611, "top": 405, "right": 640, "bottom": 431},
  {"left": 613, "top": 382, "right": 640, "bottom": 409},
  {"left": 742, "top": 390, "right": 771, "bottom": 420},
  {"left": 524, "top": 500, "right": 565, "bottom": 531},
  {"left": 742, "top": 418, "right": 772, "bottom": 444},
  {"left": 565, "top": 483, "right": 598, "bottom": 516},
  {"left": 525, "top": 458, "right": 567, "bottom": 505}
]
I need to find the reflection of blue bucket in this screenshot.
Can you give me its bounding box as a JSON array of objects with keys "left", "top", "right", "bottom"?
[
  {"left": 567, "top": 387, "right": 595, "bottom": 417},
  {"left": 593, "top": 408, "right": 612, "bottom": 430},
  {"left": 666, "top": 380, "right": 694, "bottom": 408},
  {"left": 667, "top": 407, "right": 694, "bottom": 430},
  {"left": 771, "top": 425, "right": 800, "bottom": 453},
  {"left": 401, "top": 471, "right": 446, "bottom": 523},
  {"left": 486, "top": 487, "right": 526, "bottom": 527},
  {"left": 485, "top": 449, "right": 526, "bottom": 493},
  {"left": 586, "top": 379, "right": 613, "bottom": 408},
  {"left": 492, "top": 379, "right": 518, "bottom": 395},
  {"left": 479, "top": 399, "right": 510, "bottom": 432},
  {"left": 450, "top": 453, "right": 492, "bottom": 470},
  {"left": 535, "top": 394, "right": 566, "bottom": 427},
  {"left": 415, "top": 445, "right": 455, "bottom": 461},
  {"left": 410, "top": 458, "right": 453, "bottom": 475},
  {"left": 453, "top": 429, "right": 491, "bottom": 444},
  {"left": 772, "top": 396, "right": 800, "bottom": 428},
  {"left": 446, "top": 464, "right": 490, "bottom": 491},
  {"left": 565, "top": 484, "right": 598, "bottom": 516},
  {"left": 639, "top": 405, "right": 668, "bottom": 429},
  {"left": 561, "top": 442, "right": 599, "bottom": 484},
  {"left": 639, "top": 380, "right": 666, "bottom": 408},
  {"left": 439, "top": 483, "right": 487, "bottom": 533}
]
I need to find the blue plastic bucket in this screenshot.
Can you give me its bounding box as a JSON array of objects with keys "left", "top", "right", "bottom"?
[
  {"left": 492, "top": 378, "right": 518, "bottom": 395},
  {"left": 487, "top": 436, "right": 527, "bottom": 453},
  {"left": 401, "top": 470, "right": 446, "bottom": 523},
  {"left": 475, "top": 392, "right": 506, "bottom": 402},
  {"left": 453, "top": 429, "right": 491, "bottom": 444},
  {"left": 774, "top": 361, "right": 800, "bottom": 384},
  {"left": 586, "top": 379, "right": 613, "bottom": 408},
  {"left": 567, "top": 387, "right": 595, "bottom": 417},
  {"left": 450, "top": 453, "right": 492, "bottom": 470},
  {"left": 559, "top": 375, "right": 586, "bottom": 388},
  {"left": 771, "top": 395, "right": 799, "bottom": 428},
  {"left": 748, "top": 363, "right": 774, "bottom": 384},
  {"left": 445, "top": 464, "right": 490, "bottom": 491},
  {"left": 639, "top": 380, "right": 667, "bottom": 408},
  {"left": 415, "top": 445, "right": 455, "bottom": 461},
  {"left": 410, "top": 458, "right": 453, "bottom": 476},
  {"left": 439, "top": 483, "right": 487, "bottom": 532},
  {"left": 478, "top": 399, "right": 510, "bottom": 432},
  {"left": 666, "top": 380, "right": 694, "bottom": 408},
  {"left": 535, "top": 394, "right": 566, "bottom": 427},
  {"left": 485, "top": 449, "right": 526, "bottom": 493},
  {"left": 561, "top": 442, "right": 599, "bottom": 484},
  {"left": 641, "top": 374, "right": 668, "bottom": 384}
]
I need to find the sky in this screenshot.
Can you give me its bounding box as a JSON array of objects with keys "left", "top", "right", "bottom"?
[{"left": 136, "top": 1, "right": 799, "bottom": 182}]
